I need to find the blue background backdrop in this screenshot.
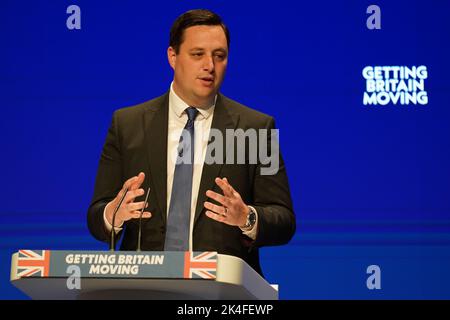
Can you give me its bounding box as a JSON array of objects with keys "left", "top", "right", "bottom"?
[{"left": 1, "top": 0, "right": 450, "bottom": 299}]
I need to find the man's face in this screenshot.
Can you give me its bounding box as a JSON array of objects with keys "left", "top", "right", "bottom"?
[{"left": 168, "top": 25, "right": 228, "bottom": 108}]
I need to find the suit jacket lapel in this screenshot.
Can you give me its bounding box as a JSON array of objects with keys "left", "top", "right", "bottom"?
[
  {"left": 194, "top": 94, "right": 239, "bottom": 225},
  {"left": 143, "top": 93, "right": 169, "bottom": 224}
]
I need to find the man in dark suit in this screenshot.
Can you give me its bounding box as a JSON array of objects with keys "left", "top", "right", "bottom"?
[{"left": 87, "top": 9, "right": 295, "bottom": 276}]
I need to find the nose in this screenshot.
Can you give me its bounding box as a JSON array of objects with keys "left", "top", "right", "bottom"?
[{"left": 202, "top": 55, "right": 215, "bottom": 73}]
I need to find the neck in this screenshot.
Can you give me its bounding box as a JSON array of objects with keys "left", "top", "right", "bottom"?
[{"left": 172, "top": 82, "right": 215, "bottom": 109}]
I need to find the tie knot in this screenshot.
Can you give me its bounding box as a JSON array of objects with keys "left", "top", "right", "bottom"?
[{"left": 185, "top": 107, "right": 199, "bottom": 122}]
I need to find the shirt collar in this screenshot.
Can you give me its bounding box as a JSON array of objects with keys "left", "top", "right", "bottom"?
[{"left": 169, "top": 82, "right": 215, "bottom": 120}]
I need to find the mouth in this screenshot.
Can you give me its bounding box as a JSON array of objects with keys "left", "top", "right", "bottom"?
[{"left": 198, "top": 76, "right": 215, "bottom": 86}]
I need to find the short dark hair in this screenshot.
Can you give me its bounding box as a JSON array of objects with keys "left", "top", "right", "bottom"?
[{"left": 169, "top": 9, "right": 230, "bottom": 54}]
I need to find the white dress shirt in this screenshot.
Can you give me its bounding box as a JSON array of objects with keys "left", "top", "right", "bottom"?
[{"left": 104, "top": 83, "right": 258, "bottom": 249}]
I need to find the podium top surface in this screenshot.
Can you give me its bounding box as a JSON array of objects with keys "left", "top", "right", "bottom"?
[{"left": 11, "top": 250, "right": 278, "bottom": 300}]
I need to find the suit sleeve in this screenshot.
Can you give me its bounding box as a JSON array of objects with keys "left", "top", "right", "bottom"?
[
  {"left": 250, "top": 117, "right": 296, "bottom": 247},
  {"left": 87, "top": 111, "right": 125, "bottom": 243}
]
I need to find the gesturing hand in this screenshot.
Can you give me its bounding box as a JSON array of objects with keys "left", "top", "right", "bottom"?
[
  {"left": 204, "top": 177, "right": 249, "bottom": 227},
  {"left": 105, "top": 172, "right": 152, "bottom": 227}
]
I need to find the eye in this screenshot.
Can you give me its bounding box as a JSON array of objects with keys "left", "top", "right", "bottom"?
[{"left": 214, "top": 54, "right": 226, "bottom": 60}]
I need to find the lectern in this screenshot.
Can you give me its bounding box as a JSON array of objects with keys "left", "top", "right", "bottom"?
[{"left": 10, "top": 250, "right": 278, "bottom": 300}]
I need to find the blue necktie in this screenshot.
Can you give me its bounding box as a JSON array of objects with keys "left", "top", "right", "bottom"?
[{"left": 164, "top": 107, "right": 199, "bottom": 251}]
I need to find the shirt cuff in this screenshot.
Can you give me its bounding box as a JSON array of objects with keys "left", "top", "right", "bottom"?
[
  {"left": 240, "top": 206, "right": 258, "bottom": 240},
  {"left": 103, "top": 202, "right": 124, "bottom": 234}
]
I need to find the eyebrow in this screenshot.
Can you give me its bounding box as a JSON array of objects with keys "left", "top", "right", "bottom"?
[
  {"left": 189, "top": 48, "right": 205, "bottom": 52},
  {"left": 189, "top": 47, "right": 228, "bottom": 53},
  {"left": 213, "top": 48, "right": 228, "bottom": 54}
]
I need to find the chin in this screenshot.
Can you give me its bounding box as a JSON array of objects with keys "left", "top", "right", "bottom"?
[{"left": 195, "top": 88, "right": 216, "bottom": 99}]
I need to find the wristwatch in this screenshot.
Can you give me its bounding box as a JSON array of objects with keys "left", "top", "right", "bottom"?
[{"left": 241, "top": 207, "right": 257, "bottom": 229}]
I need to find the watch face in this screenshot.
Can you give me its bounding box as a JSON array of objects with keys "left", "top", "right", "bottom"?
[{"left": 248, "top": 211, "right": 256, "bottom": 226}]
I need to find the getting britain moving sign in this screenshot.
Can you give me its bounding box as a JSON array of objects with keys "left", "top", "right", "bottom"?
[{"left": 363, "top": 65, "right": 428, "bottom": 106}]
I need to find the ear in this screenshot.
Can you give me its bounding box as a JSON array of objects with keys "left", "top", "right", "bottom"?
[{"left": 167, "top": 47, "right": 177, "bottom": 70}]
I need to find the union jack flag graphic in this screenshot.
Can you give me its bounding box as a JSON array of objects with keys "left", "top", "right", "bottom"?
[
  {"left": 15, "top": 250, "right": 51, "bottom": 278},
  {"left": 183, "top": 251, "right": 217, "bottom": 279}
]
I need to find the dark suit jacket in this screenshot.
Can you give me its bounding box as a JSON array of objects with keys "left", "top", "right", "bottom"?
[{"left": 87, "top": 92, "right": 296, "bottom": 276}]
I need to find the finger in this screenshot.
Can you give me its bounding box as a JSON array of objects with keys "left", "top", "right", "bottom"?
[
  {"left": 223, "top": 177, "right": 239, "bottom": 195},
  {"left": 204, "top": 201, "right": 227, "bottom": 216},
  {"left": 223, "top": 177, "right": 231, "bottom": 188},
  {"left": 215, "top": 177, "right": 233, "bottom": 197},
  {"left": 222, "top": 177, "right": 240, "bottom": 198},
  {"left": 130, "top": 172, "right": 145, "bottom": 190},
  {"left": 116, "top": 178, "right": 136, "bottom": 201},
  {"left": 123, "top": 175, "right": 139, "bottom": 190},
  {"left": 130, "top": 211, "right": 152, "bottom": 219},
  {"left": 205, "top": 210, "right": 227, "bottom": 224},
  {"left": 124, "top": 188, "right": 145, "bottom": 203},
  {"left": 126, "top": 201, "right": 148, "bottom": 211},
  {"left": 205, "top": 190, "right": 231, "bottom": 207}
]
